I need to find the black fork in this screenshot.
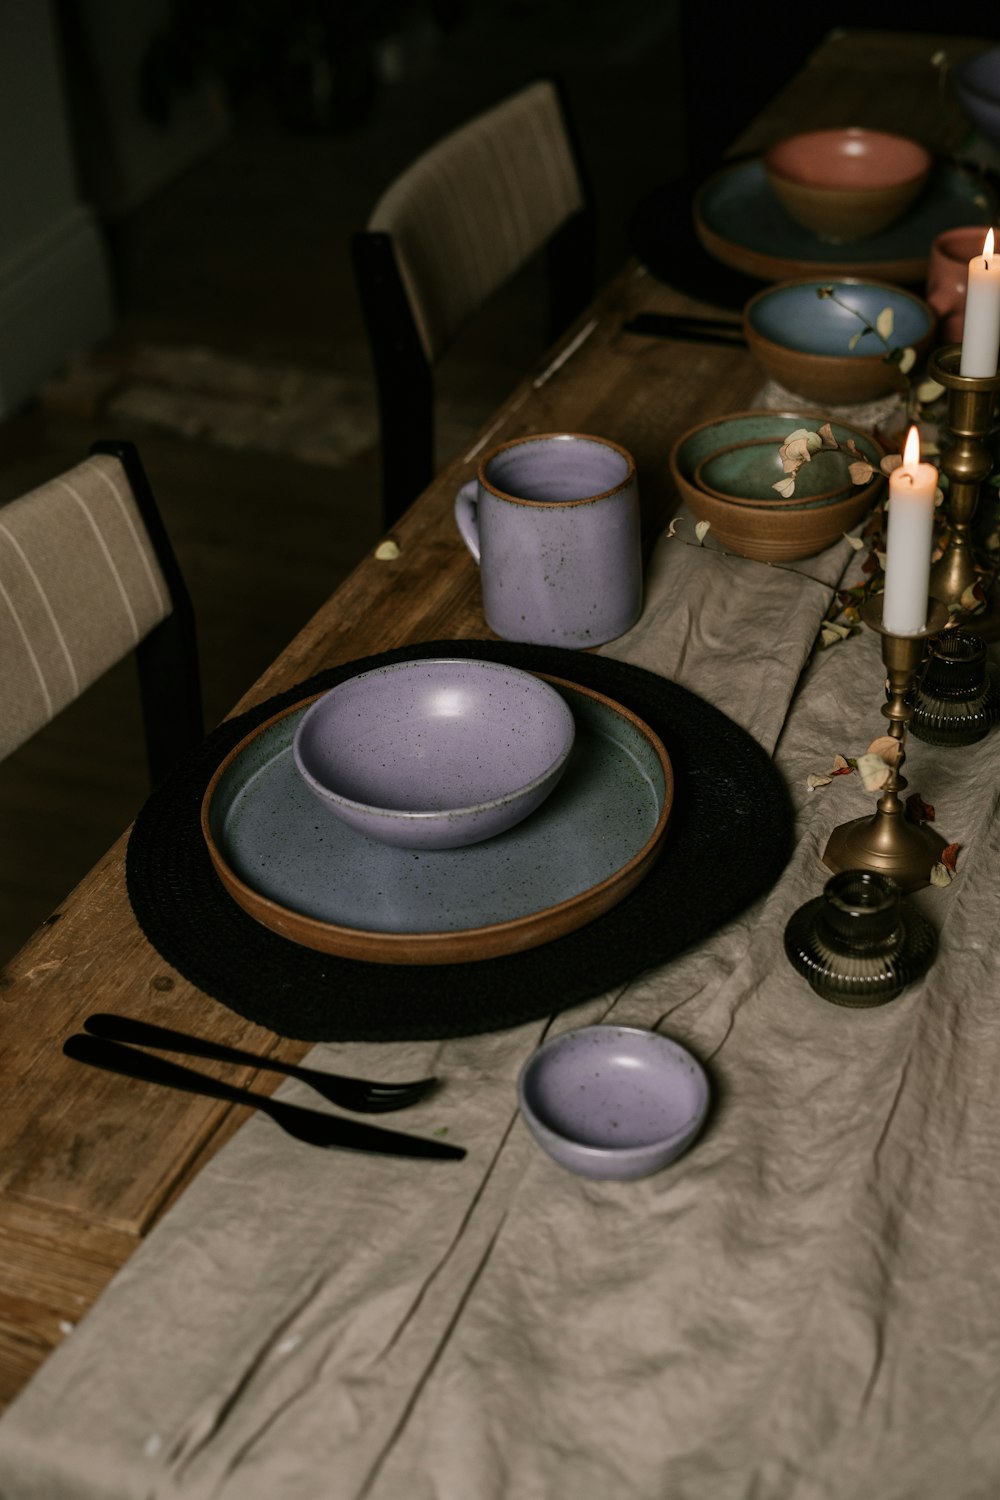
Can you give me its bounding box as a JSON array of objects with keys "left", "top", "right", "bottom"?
[{"left": 83, "top": 1014, "right": 438, "bottom": 1114}]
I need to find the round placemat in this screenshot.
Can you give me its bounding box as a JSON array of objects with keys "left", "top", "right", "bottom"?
[
  {"left": 629, "top": 173, "right": 768, "bottom": 311},
  {"left": 126, "top": 641, "right": 795, "bottom": 1041}
]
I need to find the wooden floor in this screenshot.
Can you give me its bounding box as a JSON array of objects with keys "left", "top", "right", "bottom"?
[{"left": 0, "top": 0, "right": 687, "bottom": 967}]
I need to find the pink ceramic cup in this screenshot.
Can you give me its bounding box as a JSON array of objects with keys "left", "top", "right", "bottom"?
[{"left": 926, "top": 225, "right": 992, "bottom": 344}]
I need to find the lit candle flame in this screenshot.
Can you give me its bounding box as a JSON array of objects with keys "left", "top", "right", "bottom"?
[
  {"left": 903, "top": 425, "right": 921, "bottom": 467},
  {"left": 984, "top": 227, "right": 995, "bottom": 263}
]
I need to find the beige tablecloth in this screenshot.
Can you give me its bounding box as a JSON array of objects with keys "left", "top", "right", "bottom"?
[{"left": 2, "top": 524, "right": 999, "bottom": 1500}]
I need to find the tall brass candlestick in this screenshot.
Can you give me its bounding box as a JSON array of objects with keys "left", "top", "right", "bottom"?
[
  {"left": 823, "top": 596, "right": 949, "bottom": 892},
  {"left": 927, "top": 344, "right": 1000, "bottom": 637}
]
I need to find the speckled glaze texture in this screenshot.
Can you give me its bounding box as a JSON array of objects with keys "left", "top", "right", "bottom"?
[
  {"left": 455, "top": 432, "right": 642, "bottom": 647},
  {"left": 292, "top": 659, "right": 575, "bottom": 849},
  {"left": 203, "top": 677, "right": 672, "bottom": 962},
  {"left": 517, "top": 1024, "right": 710, "bottom": 1180}
]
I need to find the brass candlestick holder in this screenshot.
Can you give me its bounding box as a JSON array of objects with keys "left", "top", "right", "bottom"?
[
  {"left": 823, "top": 596, "right": 949, "bottom": 892},
  {"left": 926, "top": 344, "right": 1000, "bottom": 639}
]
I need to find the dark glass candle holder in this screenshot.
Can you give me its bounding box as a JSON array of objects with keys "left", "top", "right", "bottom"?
[
  {"left": 784, "top": 869, "right": 936, "bottom": 1007},
  {"left": 908, "top": 630, "right": 1000, "bottom": 746}
]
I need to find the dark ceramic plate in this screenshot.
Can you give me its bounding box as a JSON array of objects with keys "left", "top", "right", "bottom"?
[
  {"left": 201, "top": 677, "right": 673, "bottom": 965},
  {"left": 694, "top": 157, "right": 995, "bottom": 284}
]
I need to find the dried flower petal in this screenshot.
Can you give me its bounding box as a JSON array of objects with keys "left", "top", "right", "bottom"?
[
  {"left": 929, "top": 862, "right": 953, "bottom": 887},
  {"left": 857, "top": 752, "right": 891, "bottom": 791},
  {"left": 880, "top": 453, "right": 903, "bottom": 474},
  {"left": 818, "top": 423, "right": 838, "bottom": 448},
  {"left": 848, "top": 461, "right": 875, "bottom": 485},
  {"left": 905, "top": 792, "right": 935, "bottom": 824},
  {"left": 807, "top": 773, "right": 833, "bottom": 790},
  {"left": 375, "top": 539, "right": 401, "bottom": 561},
  {"left": 898, "top": 346, "right": 917, "bottom": 374},
  {"left": 848, "top": 329, "right": 865, "bottom": 351},
  {"left": 772, "top": 476, "right": 797, "bottom": 498},
  {"left": 867, "top": 734, "right": 901, "bottom": 766},
  {"left": 695, "top": 520, "right": 711, "bottom": 544},
  {"left": 829, "top": 754, "right": 853, "bottom": 775},
  {"left": 940, "top": 842, "right": 960, "bottom": 872},
  {"left": 844, "top": 532, "right": 865, "bottom": 550}
]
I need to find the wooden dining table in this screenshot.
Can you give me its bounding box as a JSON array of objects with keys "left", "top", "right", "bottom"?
[{"left": 1, "top": 27, "right": 998, "bottom": 1499}]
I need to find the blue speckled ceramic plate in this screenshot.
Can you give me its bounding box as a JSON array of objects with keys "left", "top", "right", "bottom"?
[
  {"left": 201, "top": 676, "right": 673, "bottom": 965},
  {"left": 694, "top": 158, "right": 994, "bottom": 284}
]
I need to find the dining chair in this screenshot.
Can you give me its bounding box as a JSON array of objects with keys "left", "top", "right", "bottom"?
[
  {"left": 351, "top": 77, "right": 595, "bottom": 529},
  {"left": 0, "top": 439, "right": 203, "bottom": 788}
]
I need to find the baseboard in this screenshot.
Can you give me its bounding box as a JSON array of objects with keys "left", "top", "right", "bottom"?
[{"left": 0, "top": 205, "right": 114, "bottom": 419}]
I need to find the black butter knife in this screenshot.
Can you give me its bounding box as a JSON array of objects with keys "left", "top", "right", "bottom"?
[{"left": 63, "top": 1034, "right": 466, "bottom": 1161}]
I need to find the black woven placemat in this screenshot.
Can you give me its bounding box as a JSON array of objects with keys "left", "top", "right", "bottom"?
[
  {"left": 126, "top": 641, "right": 794, "bottom": 1041},
  {"left": 628, "top": 174, "right": 769, "bottom": 312}
]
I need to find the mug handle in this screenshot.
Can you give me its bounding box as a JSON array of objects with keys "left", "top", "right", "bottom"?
[{"left": 454, "top": 479, "right": 481, "bottom": 564}]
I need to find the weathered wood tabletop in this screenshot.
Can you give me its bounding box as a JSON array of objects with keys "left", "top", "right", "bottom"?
[{"left": 0, "top": 29, "right": 988, "bottom": 1411}]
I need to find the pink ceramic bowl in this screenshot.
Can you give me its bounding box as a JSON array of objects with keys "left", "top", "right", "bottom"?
[
  {"left": 926, "top": 225, "right": 993, "bottom": 344},
  {"left": 764, "top": 127, "right": 932, "bottom": 243}
]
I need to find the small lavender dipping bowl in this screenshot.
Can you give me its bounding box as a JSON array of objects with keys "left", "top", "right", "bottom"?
[
  {"left": 517, "top": 1025, "right": 710, "bottom": 1181},
  {"left": 293, "top": 658, "right": 575, "bottom": 850}
]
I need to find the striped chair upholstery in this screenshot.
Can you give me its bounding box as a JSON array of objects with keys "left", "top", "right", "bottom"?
[
  {"left": 352, "top": 79, "right": 595, "bottom": 527},
  {"left": 0, "top": 442, "right": 202, "bottom": 785}
]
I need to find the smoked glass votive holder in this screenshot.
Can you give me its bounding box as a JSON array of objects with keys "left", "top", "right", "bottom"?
[
  {"left": 908, "top": 630, "right": 999, "bottom": 746},
  {"left": 784, "top": 870, "right": 936, "bottom": 1008}
]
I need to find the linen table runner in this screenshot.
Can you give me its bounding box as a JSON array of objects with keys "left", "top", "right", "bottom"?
[{"left": 5, "top": 528, "right": 999, "bottom": 1500}]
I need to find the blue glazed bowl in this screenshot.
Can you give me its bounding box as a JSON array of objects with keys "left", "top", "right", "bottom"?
[
  {"left": 293, "top": 658, "right": 575, "bottom": 849},
  {"left": 517, "top": 1024, "right": 710, "bottom": 1181},
  {"left": 954, "top": 48, "right": 1000, "bottom": 150},
  {"left": 743, "top": 277, "right": 936, "bottom": 404}
]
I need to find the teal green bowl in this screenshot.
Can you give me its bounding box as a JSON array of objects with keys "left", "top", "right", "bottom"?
[
  {"left": 668, "top": 409, "right": 886, "bottom": 562},
  {"left": 694, "top": 438, "right": 855, "bottom": 508}
]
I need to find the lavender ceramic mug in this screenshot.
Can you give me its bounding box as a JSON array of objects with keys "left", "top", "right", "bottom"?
[{"left": 454, "top": 432, "right": 643, "bottom": 646}]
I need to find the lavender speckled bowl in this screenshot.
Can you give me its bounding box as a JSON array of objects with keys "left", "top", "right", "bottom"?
[
  {"left": 517, "top": 1025, "right": 710, "bottom": 1180},
  {"left": 292, "top": 658, "right": 575, "bottom": 849}
]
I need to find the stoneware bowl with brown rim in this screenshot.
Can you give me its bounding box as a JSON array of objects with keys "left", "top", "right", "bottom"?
[
  {"left": 742, "top": 276, "right": 936, "bottom": 405},
  {"left": 693, "top": 438, "right": 856, "bottom": 509},
  {"left": 764, "top": 127, "right": 932, "bottom": 243},
  {"left": 669, "top": 409, "right": 886, "bottom": 563}
]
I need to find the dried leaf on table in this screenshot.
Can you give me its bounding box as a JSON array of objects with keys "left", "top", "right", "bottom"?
[
  {"left": 844, "top": 532, "right": 865, "bottom": 550},
  {"left": 940, "top": 842, "right": 960, "bottom": 872},
  {"left": 807, "top": 754, "right": 854, "bottom": 789},
  {"left": 930, "top": 861, "right": 954, "bottom": 887},
  {"left": 917, "top": 378, "right": 946, "bottom": 403},
  {"left": 375, "top": 539, "right": 401, "bottom": 561},
  {"left": 695, "top": 520, "right": 711, "bottom": 544},
  {"left": 905, "top": 792, "right": 935, "bottom": 824}
]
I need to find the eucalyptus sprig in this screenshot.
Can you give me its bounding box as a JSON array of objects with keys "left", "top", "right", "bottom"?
[{"left": 815, "top": 285, "right": 945, "bottom": 418}]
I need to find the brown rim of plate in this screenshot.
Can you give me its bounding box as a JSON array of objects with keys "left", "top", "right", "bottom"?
[
  {"left": 199, "top": 674, "right": 674, "bottom": 966},
  {"left": 692, "top": 162, "right": 932, "bottom": 285}
]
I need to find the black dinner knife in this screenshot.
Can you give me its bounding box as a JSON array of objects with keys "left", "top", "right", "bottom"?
[{"left": 63, "top": 1034, "right": 466, "bottom": 1161}]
